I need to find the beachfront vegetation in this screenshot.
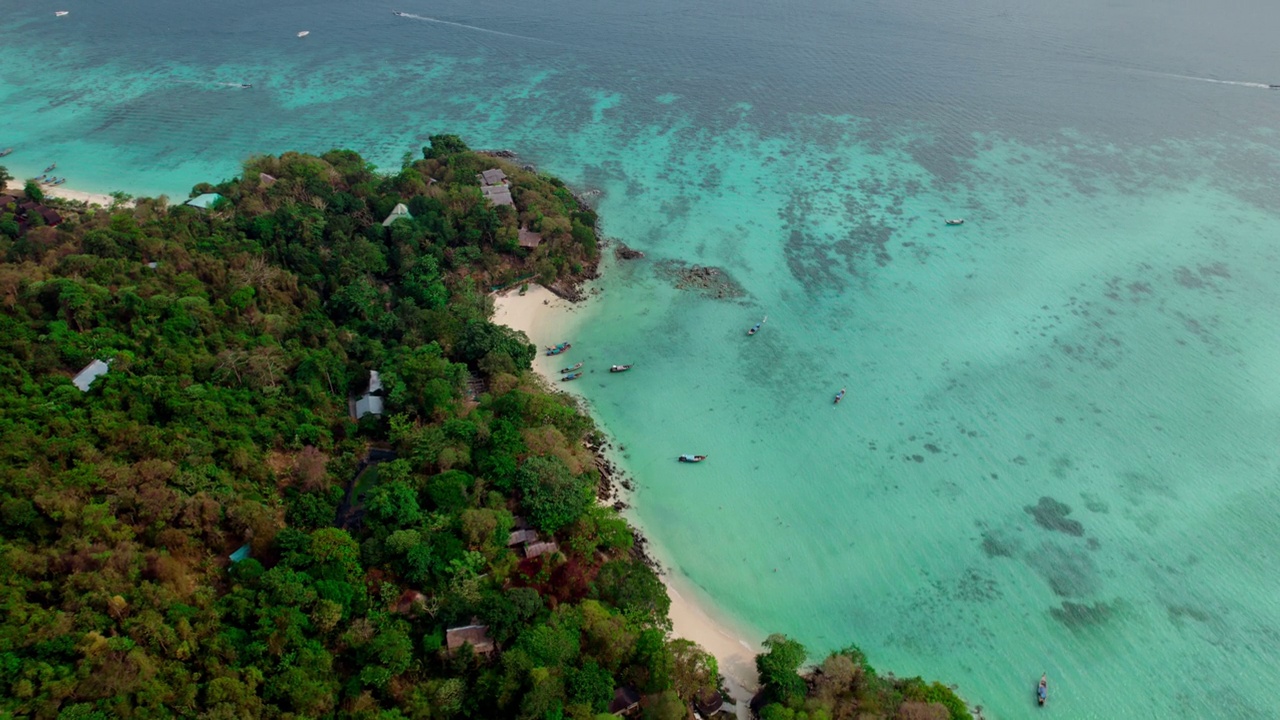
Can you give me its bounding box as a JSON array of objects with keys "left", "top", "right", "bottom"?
[
  {"left": 754, "top": 635, "right": 973, "bottom": 720},
  {"left": 0, "top": 165, "right": 13, "bottom": 192},
  {"left": 0, "top": 143, "right": 715, "bottom": 718}
]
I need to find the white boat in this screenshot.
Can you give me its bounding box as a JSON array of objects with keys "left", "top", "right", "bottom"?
[
  {"left": 55, "top": 11, "right": 70, "bottom": 16},
  {"left": 297, "top": 30, "right": 310, "bottom": 37}
]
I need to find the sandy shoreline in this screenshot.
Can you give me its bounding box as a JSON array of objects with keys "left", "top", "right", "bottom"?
[
  {"left": 5, "top": 181, "right": 132, "bottom": 209},
  {"left": 492, "top": 284, "right": 761, "bottom": 714},
  {"left": 40, "top": 185, "right": 121, "bottom": 207}
]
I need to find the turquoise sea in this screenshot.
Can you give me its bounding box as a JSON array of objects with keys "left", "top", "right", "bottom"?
[{"left": 5, "top": 0, "right": 1280, "bottom": 716}]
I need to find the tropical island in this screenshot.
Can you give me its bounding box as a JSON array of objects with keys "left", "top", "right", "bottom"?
[{"left": 0, "top": 138, "right": 973, "bottom": 719}]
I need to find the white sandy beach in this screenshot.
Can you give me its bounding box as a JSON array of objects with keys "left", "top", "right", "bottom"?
[
  {"left": 492, "top": 283, "right": 761, "bottom": 715},
  {"left": 40, "top": 185, "right": 120, "bottom": 207}
]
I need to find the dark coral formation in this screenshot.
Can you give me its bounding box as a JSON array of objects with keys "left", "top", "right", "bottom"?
[
  {"left": 1024, "top": 496, "right": 1085, "bottom": 536},
  {"left": 1050, "top": 600, "right": 1117, "bottom": 628}
]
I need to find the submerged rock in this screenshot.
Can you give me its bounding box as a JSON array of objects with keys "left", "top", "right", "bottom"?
[
  {"left": 654, "top": 259, "right": 746, "bottom": 300},
  {"left": 615, "top": 242, "right": 645, "bottom": 260}
]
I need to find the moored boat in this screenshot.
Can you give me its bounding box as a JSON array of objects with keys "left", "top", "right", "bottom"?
[
  {"left": 297, "top": 30, "right": 310, "bottom": 37},
  {"left": 55, "top": 11, "right": 69, "bottom": 17},
  {"left": 609, "top": 364, "right": 632, "bottom": 373},
  {"left": 0, "top": 148, "right": 13, "bottom": 157},
  {"left": 677, "top": 454, "right": 707, "bottom": 463},
  {"left": 1037, "top": 674, "right": 1047, "bottom": 706},
  {"left": 561, "top": 372, "right": 582, "bottom": 382},
  {"left": 52, "top": 179, "right": 66, "bottom": 186},
  {"left": 945, "top": 218, "right": 965, "bottom": 225},
  {"left": 43, "top": 163, "right": 56, "bottom": 172},
  {"left": 545, "top": 342, "right": 571, "bottom": 356},
  {"left": 560, "top": 362, "right": 583, "bottom": 373},
  {"left": 747, "top": 314, "right": 767, "bottom": 336},
  {"left": 834, "top": 387, "right": 846, "bottom": 404}
]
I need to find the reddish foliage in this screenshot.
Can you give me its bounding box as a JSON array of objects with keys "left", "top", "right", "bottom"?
[{"left": 548, "top": 558, "right": 597, "bottom": 603}]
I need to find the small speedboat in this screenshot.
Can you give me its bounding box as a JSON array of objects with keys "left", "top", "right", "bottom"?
[
  {"left": 747, "top": 315, "right": 767, "bottom": 336},
  {"left": 297, "top": 30, "right": 310, "bottom": 37},
  {"left": 609, "top": 364, "right": 632, "bottom": 373},
  {"left": 945, "top": 218, "right": 965, "bottom": 226},
  {"left": 240, "top": 83, "right": 252, "bottom": 89},
  {"left": 0, "top": 148, "right": 13, "bottom": 158},
  {"left": 1037, "top": 674, "right": 1047, "bottom": 706},
  {"left": 561, "top": 372, "right": 582, "bottom": 382},
  {"left": 55, "top": 11, "right": 69, "bottom": 17},
  {"left": 560, "top": 362, "right": 583, "bottom": 373},
  {"left": 393, "top": 10, "right": 406, "bottom": 16},
  {"left": 1270, "top": 84, "right": 1280, "bottom": 89},
  {"left": 43, "top": 163, "right": 56, "bottom": 173},
  {"left": 834, "top": 387, "right": 846, "bottom": 404},
  {"left": 677, "top": 454, "right": 707, "bottom": 463}
]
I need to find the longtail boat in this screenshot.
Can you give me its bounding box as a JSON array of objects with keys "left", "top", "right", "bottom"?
[
  {"left": 561, "top": 372, "right": 581, "bottom": 381},
  {"left": 677, "top": 454, "right": 707, "bottom": 463},
  {"left": 560, "top": 362, "right": 583, "bottom": 373},
  {"left": 834, "top": 387, "right": 846, "bottom": 404},
  {"left": 747, "top": 315, "right": 767, "bottom": 336},
  {"left": 609, "top": 364, "right": 632, "bottom": 373}
]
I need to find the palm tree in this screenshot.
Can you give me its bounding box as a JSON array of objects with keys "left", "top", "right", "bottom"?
[
  {"left": 23, "top": 179, "right": 43, "bottom": 204},
  {"left": 0, "top": 165, "right": 12, "bottom": 193}
]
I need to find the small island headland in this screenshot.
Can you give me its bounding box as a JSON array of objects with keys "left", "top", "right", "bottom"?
[{"left": 0, "top": 137, "right": 975, "bottom": 720}]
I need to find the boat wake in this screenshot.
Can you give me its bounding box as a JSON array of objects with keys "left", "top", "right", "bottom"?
[
  {"left": 394, "top": 12, "right": 548, "bottom": 43},
  {"left": 1154, "top": 72, "right": 1273, "bottom": 89},
  {"left": 168, "top": 79, "right": 253, "bottom": 89}
]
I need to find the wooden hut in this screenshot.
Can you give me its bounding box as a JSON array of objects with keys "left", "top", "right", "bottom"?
[{"left": 445, "top": 624, "right": 495, "bottom": 656}]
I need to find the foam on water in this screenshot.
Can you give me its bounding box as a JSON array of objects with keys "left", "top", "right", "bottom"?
[{"left": 4, "top": 0, "right": 1280, "bottom": 716}]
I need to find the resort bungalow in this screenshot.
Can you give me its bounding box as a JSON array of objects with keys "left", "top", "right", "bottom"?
[
  {"left": 37, "top": 207, "right": 62, "bottom": 226},
  {"left": 476, "top": 168, "right": 507, "bottom": 186},
  {"left": 517, "top": 226, "right": 543, "bottom": 249},
  {"left": 523, "top": 540, "right": 559, "bottom": 559},
  {"left": 478, "top": 168, "right": 514, "bottom": 207},
  {"left": 481, "top": 184, "right": 513, "bottom": 207},
  {"left": 381, "top": 202, "right": 412, "bottom": 226},
  {"left": 349, "top": 370, "right": 385, "bottom": 420},
  {"left": 608, "top": 687, "right": 641, "bottom": 716},
  {"left": 0, "top": 194, "right": 17, "bottom": 210},
  {"left": 445, "top": 624, "right": 495, "bottom": 656},
  {"left": 507, "top": 529, "right": 538, "bottom": 547},
  {"left": 184, "top": 193, "right": 225, "bottom": 210},
  {"left": 72, "top": 359, "right": 110, "bottom": 392}
]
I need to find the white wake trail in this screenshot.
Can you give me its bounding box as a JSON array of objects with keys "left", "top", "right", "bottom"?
[
  {"left": 397, "top": 12, "right": 549, "bottom": 43},
  {"left": 1152, "top": 72, "right": 1272, "bottom": 89}
]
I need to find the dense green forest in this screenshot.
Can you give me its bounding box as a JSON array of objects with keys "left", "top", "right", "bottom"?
[
  {"left": 0, "top": 140, "right": 970, "bottom": 719},
  {"left": 752, "top": 636, "right": 972, "bottom": 720}
]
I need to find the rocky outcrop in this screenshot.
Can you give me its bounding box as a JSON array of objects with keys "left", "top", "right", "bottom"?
[{"left": 654, "top": 260, "right": 746, "bottom": 300}]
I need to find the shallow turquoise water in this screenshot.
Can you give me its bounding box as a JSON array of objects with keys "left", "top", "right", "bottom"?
[{"left": 5, "top": 0, "right": 1280, "bottom": 715}]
